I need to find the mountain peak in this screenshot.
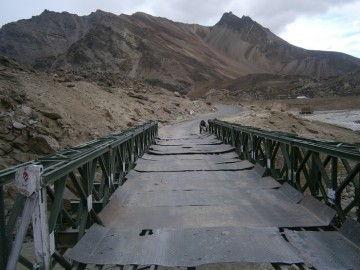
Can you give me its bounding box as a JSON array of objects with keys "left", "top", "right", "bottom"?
[{"left": 216, "top": 12, "right": 255, "bottom": 27}]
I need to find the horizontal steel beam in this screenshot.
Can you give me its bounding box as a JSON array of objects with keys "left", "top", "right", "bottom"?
[
  {"left": 0, "top": 121, "right": 157, "bottom": 185},
  {"left": 209, "top": 119, "right": 360, "bottom": 161}
]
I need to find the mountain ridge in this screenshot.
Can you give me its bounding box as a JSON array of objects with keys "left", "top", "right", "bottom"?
[{"left": 1, "top": 10, "right": 359, "bottom": 94}]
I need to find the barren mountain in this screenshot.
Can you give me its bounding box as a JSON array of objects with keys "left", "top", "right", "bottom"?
[{"left": 1, "top": 10, "right": 360, "bottom": 95}]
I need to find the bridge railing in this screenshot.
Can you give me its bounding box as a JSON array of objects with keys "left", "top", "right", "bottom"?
[
  {"left": 209, "top": 119, "right": 360, "bottom": 223},
  {"left": 0, "top": 121, "right": 158, "bottom": 269}
]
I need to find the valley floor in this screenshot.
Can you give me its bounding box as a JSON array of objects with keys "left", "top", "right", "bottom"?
[{"left": 221, "top": 97, "right": 360, "bottom": 144}]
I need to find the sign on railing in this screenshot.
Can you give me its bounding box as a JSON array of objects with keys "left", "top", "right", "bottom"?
[{"left": 0, "top": 121, "right": 158, "bottom": 269}]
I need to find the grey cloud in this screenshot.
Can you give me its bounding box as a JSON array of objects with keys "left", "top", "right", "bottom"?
[
  {"left": 137, "top": 0, "right": 230, "bottom": 25},
  {"left": 1, "top": 0, "right": 360, "bottom": 34},
  {"left": 226, "top": 0, "right": 360, "bottom": 33}
]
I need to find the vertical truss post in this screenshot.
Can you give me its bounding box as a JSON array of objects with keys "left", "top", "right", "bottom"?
[
  {"left": 356, "top": 173, "right": 360, "bottom": 221},
  {"left": 7, "top": 165, "right": 54, "bottom": 270},
  {"left": 250, "top": 134, "right": 256, "bottom": 162},
  {"left": 310, "top": 153, "right": 320, "bottom": 196},
  {"left": 290, "top": 144, "right": 297, "bottom": 186},
  {"left": 265, "top": 139, "right": 273, "bottom": 170},
  {"left": 328, "top": 157, "right": 338, "bottom": 205},
  {"left": 6, "top": 192, "right": 37, "bottom": 270},
  {"left": 0, "top": 186, "right": 7, "bottom": 269},
  {"left": 32, "top": 175, "right": 54, "bottom": 270},
  {"left": 230, "top": 128, "right": 235, "bottom": 147}
]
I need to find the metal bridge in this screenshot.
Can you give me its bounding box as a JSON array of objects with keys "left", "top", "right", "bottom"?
[{"left": 0, "top": 118, "right": 360, "bottom": 270}]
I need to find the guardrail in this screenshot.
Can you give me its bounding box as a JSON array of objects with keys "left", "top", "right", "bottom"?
[
  {"left": 209, "top": 119, "right": 360, "bottom": 223},
  {"left": 0, "top": 121, "right": 158, "bottom": 269}
]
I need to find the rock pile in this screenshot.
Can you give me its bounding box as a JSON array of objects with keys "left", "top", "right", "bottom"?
[
  {"left": 0, "top": 88, "right": 63, "bottom": 168},
  {"left": 0, "top": 57, "right": 214, "bottom": 170}
]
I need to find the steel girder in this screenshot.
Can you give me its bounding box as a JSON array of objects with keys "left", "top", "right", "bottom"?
[
  {"left": 0, "top": 121, "right": 158, "bottom": 269},
  {"left": 209, "top": 119, "right": 360, "bottom": 224}
]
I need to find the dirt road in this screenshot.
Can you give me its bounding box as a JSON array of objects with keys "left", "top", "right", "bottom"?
[{"left": 159, "top": 105, "right": 244, "bottom": 137}]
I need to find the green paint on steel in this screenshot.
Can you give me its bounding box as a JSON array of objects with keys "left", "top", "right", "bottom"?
[
  {"left": 209, "top": 119, "right": 360, "bottom": 223},
  {"left": 0, "top": 121, "right": 158, "bottom": 268},
  {"left": 0, "top": 186, "right": 7, "bottom": 270}
]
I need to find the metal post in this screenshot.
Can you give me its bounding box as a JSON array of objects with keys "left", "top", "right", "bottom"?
[
  {"left": 6, "top": 192, "right": 38, "bottom": 270},
  {"left": 355, "top": 172, "right": 360, "bottom": 221},
  {"left": 0, "top": 185, "right": 8, "bottom": 269},
  {"left": 32, "top": 174, "right": 54, "bottom": 270},
  {"left": 7, "top": 165, "right": 54, "bottom": 270}
]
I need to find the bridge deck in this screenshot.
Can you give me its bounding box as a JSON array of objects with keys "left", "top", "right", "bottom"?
[{"left": 67, "top": 134, "right": 360, "bottom": 269}]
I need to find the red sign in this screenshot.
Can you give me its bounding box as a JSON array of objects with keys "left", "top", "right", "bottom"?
[{"left": 23, "top": 172, "right": 29, "bottom": 182}]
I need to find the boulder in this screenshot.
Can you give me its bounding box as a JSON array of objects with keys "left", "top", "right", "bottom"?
[
  {"left": 127, "top": 91, "right": 148, "bottom": 101},
  {"left": 174, "top": 91, "right": 181, "bottom": 97},
  {"left": 28, "top": 119, "right": 38, "bottom": 125},
  {"left": 12, "top": 120, "right": 26, "bottom": 130},
  {"left": 10, "top": 90, "right": 26, "bottom": 103},
  {"left": 134, "top": 108, "right": 141, "bottom": 116},
  {"left": 12, "top": 150, "right": 32, "bottom": 163},
  {"left": 0, "top": 143, "right": 13, "bottom": 154},
  {"left": 0, "top": 132, "right": 15, "bottom": 142},
  {"left": 136, "top": 100, "right": 145, "bottom": 105},
  {"left": 145, "top": 108, "right": 155, "bottom": 114},
  {"left": 36, "top": 126, "right": 52, "bottom": 135},
  {"left": 29, "top": 135, "right": 59, "bottom": 154},
  {"left": 21, "top": 105, "right": 32, "bottom": 116},
  {"left": 0, "top": 117, "right": 12, "bottom": 133},
  {"left": 163, "top": 108, "right": 171, "bottom": 114},
  {"left": 12, "top": 136, "right": 29, "bottom": 152},
  {"left": 1, "top": 96, "right": 14, "bottom": 109},
  {"left": 185, "top": 108, "right": 195, "bottom": 115},
  {"left": 38, "top": 110, "right": 63, "bottom": 120}
]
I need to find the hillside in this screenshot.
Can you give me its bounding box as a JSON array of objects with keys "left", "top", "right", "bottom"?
[
  {"left": 1, "top": 10, "right": 360, "bottom": 95},
  {"left": 0, "top": 56, "right": 213, "bottom": 169},
  {"left": 200, "top": 72, "right": 360, "bottom": 100}
]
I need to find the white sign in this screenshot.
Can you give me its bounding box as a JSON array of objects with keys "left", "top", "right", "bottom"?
[{"left": 15, "top": 167, "right": 36, "bottom": 197}]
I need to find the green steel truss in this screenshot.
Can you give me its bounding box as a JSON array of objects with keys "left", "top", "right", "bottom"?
[
  {"left": 209, "top": 119, "right": 360, "bottom": 223},
  {"left": 0, "top": 121, "right": 158, "bottom": 269}
]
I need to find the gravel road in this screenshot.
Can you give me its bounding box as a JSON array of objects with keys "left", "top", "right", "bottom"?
[{"left": 159, "top": 105, "right": 244, "bottom": 137}]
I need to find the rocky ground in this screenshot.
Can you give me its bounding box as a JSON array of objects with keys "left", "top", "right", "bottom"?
[
  {"left": 1, "top": 56, "right": 360, "bottom": 270},
  {"left": 218, "top": 97, "right": 360, "bottom": 144},
  {"left": 1, "top": 54, "right": 360, "bottom": 170},
  {"left": 0, "top": 56, "right": 214, "bottom": 169}
]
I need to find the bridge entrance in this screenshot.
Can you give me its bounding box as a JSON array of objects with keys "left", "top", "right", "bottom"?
[
  {"left": 67, "top": 133, "right": 359, "bottom": 269},
  {"left": 1, "top": 116, "right": 359, "bottom": 269}
]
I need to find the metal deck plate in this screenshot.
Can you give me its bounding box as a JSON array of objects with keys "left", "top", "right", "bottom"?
[
  {"left": 123, "top": 172, "right": 281, "bottom": 191},
  {"left": 134, "top": 159, "right": 253, "bottom": 172},
  {"left": 126, "top": 169, "right": 269, "bottom": 182},
  {"left": 113, "top": 188, "right": 297, "bottom": 207},
  {"left": 67, "top": 224, "right": 303, "bottom": 266},
  {"left": 149, "top": 144, "right": 235, "bottom": 155},
  {"left": 159, "top": 134, "right": 215, "bottom": 141},
  {"left": 155, "top": 138, "right": 223, "bottom": 146},
  {"left": 278, "top": 183, "right": 304, "bottom": 203},
  {"left": 140, "top": 152, "right": 240, "bottom": 161},
  {"left": 99, "top": 199, "right": 335, "bottom": 229},
  {"left": 299, "top": 196, "right": 336, "bottom": 225},
  {"left": 285, "top": 220, "right": 360, "bottom": 270},
  {"left": 339, "top": 218, "right": 360, "bottom": 246}
]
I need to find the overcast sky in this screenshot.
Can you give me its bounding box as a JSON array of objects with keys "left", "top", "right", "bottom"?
[{"left": 1, "top": 0, "right": 359, "bottom": 58}]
